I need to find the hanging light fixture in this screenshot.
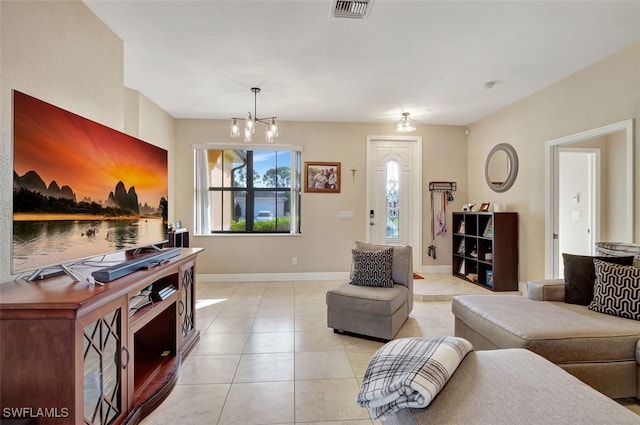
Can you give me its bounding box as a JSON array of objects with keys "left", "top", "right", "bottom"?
[
  {"left": 395, "top": 112, "right": 416, "bottom": 133},
  {"left": 230, "top": 87, "right": 279, "bottom": 143}
]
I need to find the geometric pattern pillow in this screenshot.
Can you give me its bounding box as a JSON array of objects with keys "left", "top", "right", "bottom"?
[
  {"left": 562, "top": 253, "right": 635, "bottom": 305},
  {"left": 587, "top": 259, "right": 640, "bottom": 321},
  {"left": 350, "top": 247, "right": 394, "bottom": 288}
]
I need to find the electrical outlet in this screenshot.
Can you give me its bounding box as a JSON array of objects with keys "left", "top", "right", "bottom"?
[{"left": 291, "top": 257, "right": 298, "bottom": 266}]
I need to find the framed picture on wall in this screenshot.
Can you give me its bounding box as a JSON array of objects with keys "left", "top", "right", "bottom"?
[{"left": 304, "top": 162, "right": 341, "bottom": 193}]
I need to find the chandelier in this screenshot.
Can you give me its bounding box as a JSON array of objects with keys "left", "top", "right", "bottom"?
[
  {"left": 230, "top": 87, "right": 279, "bottom": 143},
  {"left": 395, "top": 112, "right": 416, "bottom": 133}
]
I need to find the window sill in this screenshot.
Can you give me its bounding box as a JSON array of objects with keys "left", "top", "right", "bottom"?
[{"left": 194, "top": 233, "right": 302, "bottom": 237}]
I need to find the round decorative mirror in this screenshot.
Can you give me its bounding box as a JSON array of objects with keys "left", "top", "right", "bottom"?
[{"left": 485, "top": 143, "right": 519, "bottom": 193}]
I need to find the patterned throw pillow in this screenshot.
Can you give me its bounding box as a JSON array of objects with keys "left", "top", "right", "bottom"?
[
  {"left": 562, "top": 253, "right": 635, "bottom": 305},
  {"left": 350, "top": 247, "right": 394, "bottom": 288},
  {"left": 588, "top": 259, "right": 640, "bottom": 321}
]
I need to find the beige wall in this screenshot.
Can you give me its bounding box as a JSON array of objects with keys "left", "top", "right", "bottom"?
[
  {"left": 604, "top": 132, "right": 629, "bottom": 241},
  {"left": 421, "top": 126, "right": 469, "bottom": 268},
  {"left": 0, "top": 0, "right": 467, "bottom": 282},
  {"left": 467, "top": 44, "right": 640, "bottom": 282},
  {"left": 0, "top": 0, "right": 124, "bottom": 282},
  {"left": 124, "top": 88, "right": 177, "bottom": 221},
  {"left": 174, "top": 120, "right": 468, "bottom": 275},
  {"left": 2, "top": 1, "right": 636, "bottom": 283},
  {"left": 562, "top": 133, "right": 628, "bottom": 242}
]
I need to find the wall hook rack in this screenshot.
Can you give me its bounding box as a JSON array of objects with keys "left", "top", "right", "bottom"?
[{"left": 429, "top": 181, "right": 457, "bottom": 192}]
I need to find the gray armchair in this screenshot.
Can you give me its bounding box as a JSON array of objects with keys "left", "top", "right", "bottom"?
[{"left": 326, "top": 241, "right": 413, "bottom": 341}]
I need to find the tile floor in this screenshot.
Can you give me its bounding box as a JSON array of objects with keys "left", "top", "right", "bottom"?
[{"left": 140, "top": 274, "right": 640, "bottom": 425}]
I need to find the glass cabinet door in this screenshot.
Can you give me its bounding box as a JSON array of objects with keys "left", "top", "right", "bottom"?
[
  {"left": 83, "top": 301, "right": 126, "bottom": 425},
  {"left": 179, "top": 262, "right": 195, "bottom": 344}
]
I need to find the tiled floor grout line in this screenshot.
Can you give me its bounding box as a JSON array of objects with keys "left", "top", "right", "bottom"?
[
  {"left": 214, "top": 283, "right": 237, "bottom": 425},
  {"left": 292, "top": 282, "right": 298, "bottom": 425},
  {"left": 216, "top": 281, "right": 262, "bottom": 425}
]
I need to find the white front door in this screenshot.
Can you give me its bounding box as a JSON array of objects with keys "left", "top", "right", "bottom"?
[{"left": 366, "top": 135, "right": 422, "bottom": 270}]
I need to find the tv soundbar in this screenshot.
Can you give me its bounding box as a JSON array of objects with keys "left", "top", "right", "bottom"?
[{"left": 91, "top": 248, "right": 182, "bottom": 283}]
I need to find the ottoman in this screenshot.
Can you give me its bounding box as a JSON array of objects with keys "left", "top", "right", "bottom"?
[{"left": 383, "top": 349, "right": 640, "bottom": 424}]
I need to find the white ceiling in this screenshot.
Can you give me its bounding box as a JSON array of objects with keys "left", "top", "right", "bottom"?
[{"left": 83, "top": 1, "right": 640, "bottom": 126}]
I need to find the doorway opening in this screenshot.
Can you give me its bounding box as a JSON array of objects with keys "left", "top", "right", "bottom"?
[
  {"left": 557, "top": 149, "right": 599, "bottom": 277},
  {"left": 545, "top": 119, "right": 634, "bottom": 278}
]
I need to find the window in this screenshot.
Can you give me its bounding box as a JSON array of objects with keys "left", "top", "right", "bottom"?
[
  {"left": 386, "top": 159, "right": 400, "bottom": 240},
  {"left": 194, "top": 147, "right": 301, "bottom": 234}
]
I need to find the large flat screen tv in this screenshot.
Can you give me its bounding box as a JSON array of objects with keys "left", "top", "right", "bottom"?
[{"left": 12, "top": 90, "right": 169, "bottom": 275}]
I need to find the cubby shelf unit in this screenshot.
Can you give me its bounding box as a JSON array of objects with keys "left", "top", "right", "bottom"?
[{"left": 452, "top": 212, "right": 518, "bottom": 291}]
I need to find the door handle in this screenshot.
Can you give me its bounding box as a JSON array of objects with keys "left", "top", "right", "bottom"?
[{"left": 122, "top": 346, "right": 130, "bottom": 369}]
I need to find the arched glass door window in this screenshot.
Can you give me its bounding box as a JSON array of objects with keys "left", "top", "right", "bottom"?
[{"left": 386, "top": 160, "right": 400, "bottom": 240}]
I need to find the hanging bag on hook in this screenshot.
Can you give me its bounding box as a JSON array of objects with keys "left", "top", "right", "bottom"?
[
  {"left": 428, "top": 192, "right": 436, "bottom": 259},
  {"left": 437, "top": 191, "right": 447, "bottom": 237}
]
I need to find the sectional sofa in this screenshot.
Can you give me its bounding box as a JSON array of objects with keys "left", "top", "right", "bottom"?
[{"left": 452, "top": 273, "right": 640, "bottom": 399}]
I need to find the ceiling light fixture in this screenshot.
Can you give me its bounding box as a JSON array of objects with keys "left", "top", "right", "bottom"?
[
  {"left": 395, "top": 112, "right": 416, "bottom": 133},
  {"left": 230, "top": 87, "right": 278, "bottom": 143}
]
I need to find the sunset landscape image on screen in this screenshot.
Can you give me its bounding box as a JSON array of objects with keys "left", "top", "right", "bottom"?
[{"left": 12, "top": 90, "right": 169, "bottom": 273}]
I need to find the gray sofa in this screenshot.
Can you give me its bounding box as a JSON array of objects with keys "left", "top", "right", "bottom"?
[
  {"left": 452, "top": 279, "right": 640, "bottom": 399},
  {"left": 326, "top": 241, "right": 413, "bottom": 341},
  {"left": 382, "top": 348, "right": 640, "bottom": 425}
]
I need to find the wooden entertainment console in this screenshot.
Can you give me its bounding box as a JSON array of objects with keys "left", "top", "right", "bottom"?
[{"left": 0, "top": 248, "right": 203, "bottom": 425}]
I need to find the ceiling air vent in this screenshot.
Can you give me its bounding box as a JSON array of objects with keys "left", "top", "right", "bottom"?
[{"left": 332, "top": 0, "right": 373, "bottom": 19}]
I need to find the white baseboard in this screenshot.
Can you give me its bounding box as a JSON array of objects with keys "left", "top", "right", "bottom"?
[
  {"left": 519, "top": 280, "right": 527, "bottom": 296},
  {"left": 197, "top": 272, "right": 350, "bottom": 283},
  {"left": 198, "top": 266, "right": 454, "bottom": 283}
]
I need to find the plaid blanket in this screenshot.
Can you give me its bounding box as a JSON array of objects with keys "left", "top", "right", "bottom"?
[{"left": 356, "top": 336, "right": 473, "bottom": 420}]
